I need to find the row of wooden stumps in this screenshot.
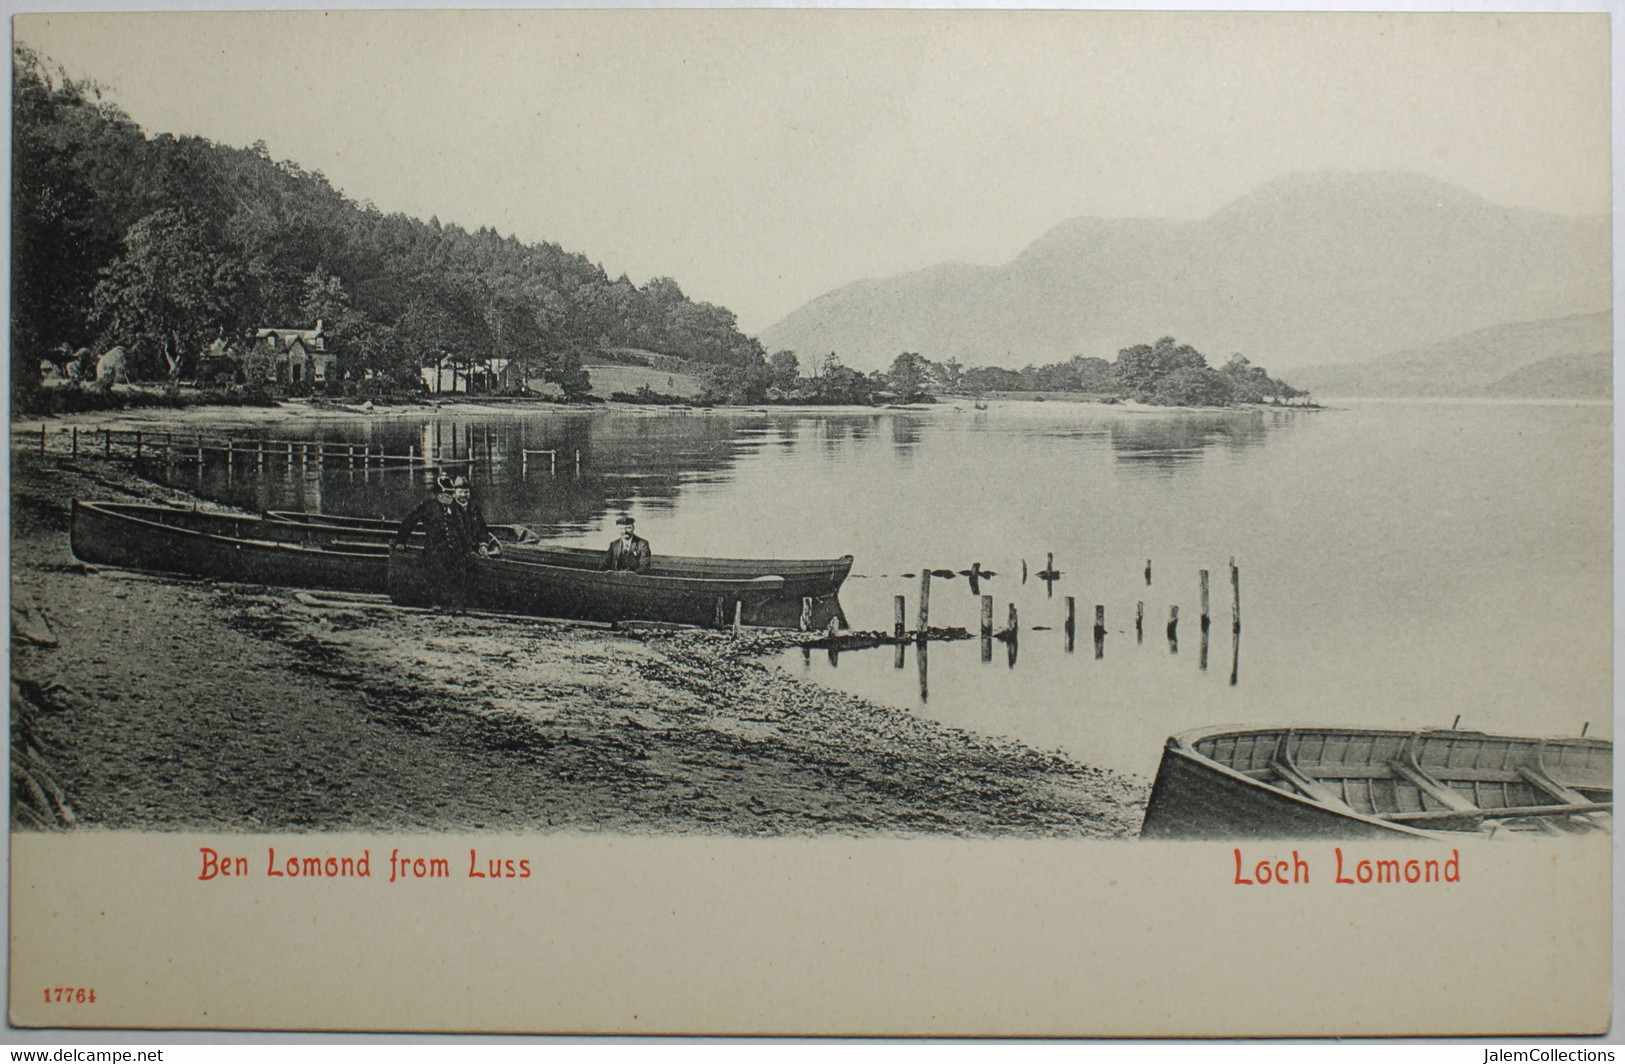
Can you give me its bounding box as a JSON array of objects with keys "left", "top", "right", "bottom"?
[
  {"left": 41, "top": 425, "right": 583, "bottom": 477},
  {"left": 520, "top": 448, "right": 582, "bottom": 475},
  {"left": 901, "top": 557, "right": 1243, "bottom": 682},
  {"left": 52, "top": 426, "right": 432, "bottom": 469}
]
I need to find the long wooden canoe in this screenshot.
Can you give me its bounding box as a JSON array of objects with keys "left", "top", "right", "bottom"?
[
  {"left": 387, "top": 544, "right": 786, "bottom": 628},
  {"left": 70, "top": 500, "right": 390, "bottom": 592},
  {"left": 1139, "top": 725, "right": 1612, "bottom": 840},
  {"left": 266, "top": 509, "right": 854, "bottom": 600}
]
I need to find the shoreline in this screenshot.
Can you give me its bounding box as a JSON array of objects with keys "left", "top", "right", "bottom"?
[
  {"left": 10, "top": 447, "right": 1148, "bottom": 837},
  {"left": 9, "top": 393, "right": 1320, "bottom": 439}
]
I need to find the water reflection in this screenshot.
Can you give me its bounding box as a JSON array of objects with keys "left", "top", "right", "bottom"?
[{"left": 1108, "top": 411, "right": 1274, "bottom": 472}]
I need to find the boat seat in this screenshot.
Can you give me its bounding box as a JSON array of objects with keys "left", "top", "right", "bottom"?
[
  {"left": 1388, "top": 758, "right": 1480, "bottom": 814},
  {"left": 1270, "top": 735, "right": 1358, "bottom": 815},
  {"left": 1516, "top": 766, "right": 1591, "bottom": 806}
]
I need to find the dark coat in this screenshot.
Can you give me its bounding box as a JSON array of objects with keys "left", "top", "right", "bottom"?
[
  {"left": 396, "top": 498, "right": 474, "bottom": 557},
  {"left": 603, "top": 533, "right": 652, "bottom": 572}
]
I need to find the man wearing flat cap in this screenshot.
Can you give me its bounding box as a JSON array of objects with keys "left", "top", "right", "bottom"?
[{"left": 603, "top": 514, "right": 651, "bottom": 573}]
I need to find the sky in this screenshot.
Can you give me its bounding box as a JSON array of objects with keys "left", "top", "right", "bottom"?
[{"left": 12, "top": 9, "right": 1613, "bottom": 336}]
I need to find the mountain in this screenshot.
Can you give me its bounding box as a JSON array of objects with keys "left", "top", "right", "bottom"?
[
  {"left": 757, "top": 172, "right": 1610, "bottom": 375},
  {"left": 1290, "top": 312, "right": 1612, "bottom": 399}
]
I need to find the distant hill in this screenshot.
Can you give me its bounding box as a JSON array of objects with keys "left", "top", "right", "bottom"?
[
  {"left": 1290, "top": 312, "right": 1612, "bottom": 399},
  {"left": 757, "top": 171, "right": 1609, "bottom": 375}
]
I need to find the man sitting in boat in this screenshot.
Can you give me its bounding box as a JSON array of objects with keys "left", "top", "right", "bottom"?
[
  {"left": 395, "top": 475, "right": 483, "bottom": 609},
  {"left": 603, "top": 515, "right": 652, "bottom": 573},
  {"left": 449, "top": 475, "right": 501, "bottom": 557}
]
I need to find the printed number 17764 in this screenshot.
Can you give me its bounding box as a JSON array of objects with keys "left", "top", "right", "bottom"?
[{"left": 44, "top": 987, "right": 96, "bottom": 1003}]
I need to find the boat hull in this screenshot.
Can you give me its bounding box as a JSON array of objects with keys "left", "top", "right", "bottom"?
[
  {"left": 387, "top": 545, "right": 786, "bottom": 627},
  {"left": 69, "top": 500, "right": 389, "bottom": 592},
  {"left": 268, "top": 509, "right": 851, "bottom": 594},
  {"left": 267, "top": 509, "right": 853, "bottom": 622},
  {"left": 1140, "top": 725, "right": 1612, "bottom": 840}
]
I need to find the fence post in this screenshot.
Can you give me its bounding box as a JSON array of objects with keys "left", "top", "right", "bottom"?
[{"left": 1230, "top": 559, "right": 1241, "bottom": 633}]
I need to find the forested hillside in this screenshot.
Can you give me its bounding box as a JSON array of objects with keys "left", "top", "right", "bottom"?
[{"left": 11, "top": 46, "right": 767, "bottom": 410}]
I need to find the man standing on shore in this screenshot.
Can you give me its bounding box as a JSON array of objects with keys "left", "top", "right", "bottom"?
[
  {"left": 396, "top": 474, "right": 479, "bottom": 610},
  {"left": 450, "top": 475, "right": 501, "bottom": 558},
  {"left": 603, "top": 515, "right": 651, "bottom": 573}
]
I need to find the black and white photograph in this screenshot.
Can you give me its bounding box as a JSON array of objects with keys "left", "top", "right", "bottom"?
[{"left": 6, "top": 9, "right": 1613, "bottom": 1037}]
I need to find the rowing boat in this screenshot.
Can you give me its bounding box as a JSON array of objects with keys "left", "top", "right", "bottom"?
[
  {"left": 1139, "top": 725, "right": 1612, "bottom": 840},
  {"left": 387, "top": 544, "right": 786, "bottom": 627},
  {"left": 69, "top": 500, "right": 389, "bottom": 592},
  {"left": 265, "top": 509, "right": 854, "bottom": 601}
]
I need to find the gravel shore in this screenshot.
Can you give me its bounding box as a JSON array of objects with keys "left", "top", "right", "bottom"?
[{"left": 10, "top": 443, "right": 1147, "bottom": 837}]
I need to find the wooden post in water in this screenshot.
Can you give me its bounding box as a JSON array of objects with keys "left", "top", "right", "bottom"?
[
  {"left": 1007, "top": 602, "right": 1018, "bottom": 639},
  {"left": 1094, "top": 604, "right": 1106, "bottom": 637},
  {"left": 1230, "top": 558, "right": 1241, "bottom": 633},
  {"left": 894, "top": 595, "right": 906, "bottom": 640},
  {"left": 39, "top": 424, "right": 47, "bottom": 455},
  {"left": 1064, "top": 596, "right": 1076, "bottom": 653},
  {"left": 103, "top": 429, "right": 110, "bottom": 458},
  {"left": 917, "top": 636, "right": 929, "bottom": 701},
  {"left": 799, "top": 597, "right": 812, "bottom": 632},
  {"left": 917, "top": 567, "right": 931, "bottom": 635},
  {"left": 1200, "top": 569, "right": 1211, "bottom": 632},
  {"left": 224, "top": 437, "right": 232, "bottom": 465},
  {"left": 574, "top": 449, "right": 581, "bottom": 475},
  {"left": 1145, "top": 558, "right": 1152, "bottom": 586},
  {"left": 1136, "top": 601, "right": 1145, "bottom": 643},
  {"left": 981, "top": 595, "right": 994, "bottom": 639},
  {"left": 732, "top": 600, "right": 742, "bottom": 636},
  {"left": 197, "top": 436, "right": 204, "bottom": 464},
  {"left": 1167, "top": 605, "right": 1179, "bottom": 652},
  {"left": 256, "top": 439, "right": 263, "bottom": 468},
  {"left": 70, "top": 427, "right": 78, "bottom": 458},
  {"left": 134, "top": 432, "right": 142, "bottom": 461}
]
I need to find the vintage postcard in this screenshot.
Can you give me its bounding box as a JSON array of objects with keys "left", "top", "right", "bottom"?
[{"left": 6, "top": 9, "right": 1613, "bottom": 1036}]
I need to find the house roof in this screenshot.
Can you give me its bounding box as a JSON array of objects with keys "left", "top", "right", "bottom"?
[{"left": 256, "top": 326, "right": 325, "bottom": 351}]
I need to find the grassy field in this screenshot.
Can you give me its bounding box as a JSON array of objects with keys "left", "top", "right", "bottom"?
[{"left": 581, "top": 362, "right": 705, "bottom": 399}]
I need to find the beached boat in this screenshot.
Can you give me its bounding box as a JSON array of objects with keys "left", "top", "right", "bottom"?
[
  {"left": 265, "top": 509, "right": 854, "bottom": 601},
  {"left": 387, "top": 544, "right": 786, "bottom": 627},
  {"left": 69, "top": 500, "right": 390, "bottom": 592},
  {"left": 1139, "top": 725, "right": 1612, "bottom": 840}
]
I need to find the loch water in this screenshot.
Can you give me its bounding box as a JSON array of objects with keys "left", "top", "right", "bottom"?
[{"left": 161, "top": 398, "right": 1612, "bottom": 781}]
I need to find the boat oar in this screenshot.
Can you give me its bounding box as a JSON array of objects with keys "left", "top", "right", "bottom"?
[{"left": 1386, "top": 801, "right": 1611, "bottom": 825}]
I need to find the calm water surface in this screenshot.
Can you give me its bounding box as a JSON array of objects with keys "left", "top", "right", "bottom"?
[{"left": 161, "top": 399, "right": 1612, "bottom": 781}]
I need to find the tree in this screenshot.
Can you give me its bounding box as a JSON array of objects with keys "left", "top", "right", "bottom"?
[
  {"left": 1113, "top": 336, "right": 1208, "bottom": 400},
  {"left": 90, "top": 209, "right": 241, "bottom": 380},
  {"left": 886, "top": 352, "right": 930, "bottom": 401}
]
